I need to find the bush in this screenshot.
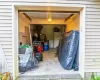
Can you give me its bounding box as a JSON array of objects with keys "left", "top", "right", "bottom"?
[{"left": 91, "top": 72, "right": 100, "bottom": 80}]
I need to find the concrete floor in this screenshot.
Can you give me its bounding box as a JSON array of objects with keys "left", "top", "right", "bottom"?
[{"left": 20, "top": 49, "right": 78, "bottom": 76}]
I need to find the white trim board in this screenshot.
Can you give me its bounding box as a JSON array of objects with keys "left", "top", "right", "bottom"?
[{"left": 12, "top": 3, "right": 86, "bottom": 80}]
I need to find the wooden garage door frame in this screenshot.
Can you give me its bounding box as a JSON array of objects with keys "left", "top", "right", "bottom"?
[{"left": 12, "top": 3, "right": 86, "bottom": 80}]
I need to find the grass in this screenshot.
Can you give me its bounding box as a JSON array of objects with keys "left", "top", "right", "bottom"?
[{"left": 91, "top": 72, "right": 100, "bottom": 80}]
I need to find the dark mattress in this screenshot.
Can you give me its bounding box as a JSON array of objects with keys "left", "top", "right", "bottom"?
[{"left": 58, "top": 30, "right": 79, "bottom": 70}]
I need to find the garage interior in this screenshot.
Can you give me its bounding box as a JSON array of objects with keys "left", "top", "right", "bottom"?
[{"left": 18, "top": 10, "right": 80, "bottom": 76}]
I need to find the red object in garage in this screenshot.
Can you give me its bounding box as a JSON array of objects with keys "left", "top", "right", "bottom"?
[{"left": 37, "top": 46, "right": 42, "bottom": 53}]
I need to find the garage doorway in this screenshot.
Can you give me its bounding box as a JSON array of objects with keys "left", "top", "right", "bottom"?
[{"left": 12, "top": 3, "right": 85, "bottom": 79}]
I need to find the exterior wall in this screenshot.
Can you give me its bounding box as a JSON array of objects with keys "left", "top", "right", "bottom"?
[
  {"left": 0, "top": 5, "right": 12, "bottom": 73},
  {"left": 0, "top": 0, "right": 100, "bottom": 77}
]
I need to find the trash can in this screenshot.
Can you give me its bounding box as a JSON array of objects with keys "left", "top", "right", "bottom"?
[{"left": 44, "top": 42, "right": 49, "bottom": 51}]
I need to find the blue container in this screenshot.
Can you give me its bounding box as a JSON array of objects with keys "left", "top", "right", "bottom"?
[{"left": 44, "top": 42, "right": 49, "bottom": 51}]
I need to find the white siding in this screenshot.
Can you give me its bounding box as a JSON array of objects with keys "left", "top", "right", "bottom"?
[
  {"left": 0, "top": 5, "right": 12, "bottom": 72},
  {"left": 0, "top": 0, "right": 100, "bottom": 75}
]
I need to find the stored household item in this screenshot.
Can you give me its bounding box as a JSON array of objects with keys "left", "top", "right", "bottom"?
[
  {"left": 47, "top": 40, "right": 49, "bottom": 49},
  {"left": 19, "top": 48, "right": 26, "bottom": 54},
  {"left": 19, "top": 46, "right": 38, "bottom": 72},
  {"left": 33, "top": 25, "right": 43, "bottom": 41},
  {"left": 53, "top": 28, "right": 61, "bottom": 48},
  {"left": 33, "top": 41, "right": 43, "bottom": 52},
  {"left": 19, "top": 53, "right": 38, "bottom": 72},
  {"left": 58, "top": 30, "right": 79, "bottom": 70},
  {"left": 19, "top": 45, "right": 32, "bottom": 54},
  {"left": 34, "top": 25, "right": 43, "bottom": 32},
  {"left": 37, "top": 46, "right": 42, "bottom": 53},
  {"left": 44, "top": 34, "right": 47, "bottom": 42},
  {"left": 40, "top": 34, "right": 45, "bottom": 41},
  {"left": 34, "top": 52, "right": 43, "bottom": 61},
  {"left": 33, "top": 41, "right": 43, "bottom": 61},
  {"left": 32, "top": 33, "right": 38, "bottom": 42},
  {"left": 43, "top": 42, "right": 49, "bottom": 51},
  {"left": 19, "top": 44, "right": 30, "bottom": 48},
  {"left": 53, "top": 27, "right": 60, "bottom": 32},
  {"left": 72, "top": 44, "right": 79, "bottom": 71}
]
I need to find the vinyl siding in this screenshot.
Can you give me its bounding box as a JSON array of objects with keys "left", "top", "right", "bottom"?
[
  {"left": 0, "top": 0, "right": 100, "bottom": 75},
  {"left": 0, "top": 5, "right": 12, "bottom": 73}
]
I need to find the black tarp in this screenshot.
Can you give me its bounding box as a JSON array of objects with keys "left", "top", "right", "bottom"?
[
  {"left": 58, "top": 30, "right": 79, "bottom": 70},
  {"left": 19, "top": 48, "right": 38, "bottom": 72}
]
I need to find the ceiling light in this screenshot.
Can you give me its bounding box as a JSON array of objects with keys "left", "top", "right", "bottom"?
[
  {"left": 47, "top": 12, "right": 52, "bottom": 22},
  {"left": 48, "top": 18, "right": 52, "bottom": 22}
]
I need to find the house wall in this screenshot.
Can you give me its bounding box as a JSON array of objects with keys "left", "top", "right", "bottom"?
[
  {"left": 0, "top": 0, "right": 100, "bottom": 79},
  {"left": 66, "top": 14, "right": 80, "bottom": 32}
]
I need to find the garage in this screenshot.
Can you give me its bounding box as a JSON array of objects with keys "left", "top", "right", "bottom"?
[
  {"left": 1, "top": 0, "right": 100, "bottom": 80},
  {"left": 13, "top": 4, "right": 85, "bottom": 79}
]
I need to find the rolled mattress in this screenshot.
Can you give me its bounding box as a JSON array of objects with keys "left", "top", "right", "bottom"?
[{"left": 58, "top": 30, "right": 79, "bottom": 70}]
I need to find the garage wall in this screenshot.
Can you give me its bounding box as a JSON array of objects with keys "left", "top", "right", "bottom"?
[
  {"left": 41, "top": 24, "right": 64, "bottom": 40},
  {"left": 0, "top": 0, "right": 100, "bottom": 77},
  {"left": 18, "top": 13, "right": 30, "bottom": 33},
  {"left": 66, "top": 14, "right": 80, "bottom": 32},
  {"left": 41, "top": 24, "right": 64, "bottom": 48},
  {"left": 41, "top": 25, "right": 55, "bottom": 40},
  {"left": 18, "top": 13, "right": 30, "bottom": 45},
  {"left": 31, "top": 19, "right": 65, "bottom": 24},
  {"left": 18, "top": 16, "right": 26, "bottom": 33}
]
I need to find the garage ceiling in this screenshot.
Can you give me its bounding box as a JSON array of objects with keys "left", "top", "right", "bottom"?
[{"left": 23, "top": 12, "right": 74, "bottom": 19}]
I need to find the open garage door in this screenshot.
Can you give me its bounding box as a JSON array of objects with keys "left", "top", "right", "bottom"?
[{"left": 13, "top": 4, "right": 85, "bottom": 79}]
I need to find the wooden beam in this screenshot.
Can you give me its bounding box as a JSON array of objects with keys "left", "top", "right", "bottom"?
[
  {"left": 19, "top": 10, "right": 79, "bottom": 13},
  {"left": 65, "top": 14, "right": 74, "bottom": 22},
  {"left": 19, "top": 13, "right": 30, "bottom": 24},
  {"left": 23, "top": 13, "right": 32, "bottom": 21}
]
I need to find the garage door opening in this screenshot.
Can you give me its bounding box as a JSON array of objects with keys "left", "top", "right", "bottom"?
[
  {"left": 13, "top": 4, "right": 85, "bottom": 79},
  {"left": 18, "top": 11, "right": 80, "bottom": 75}
]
